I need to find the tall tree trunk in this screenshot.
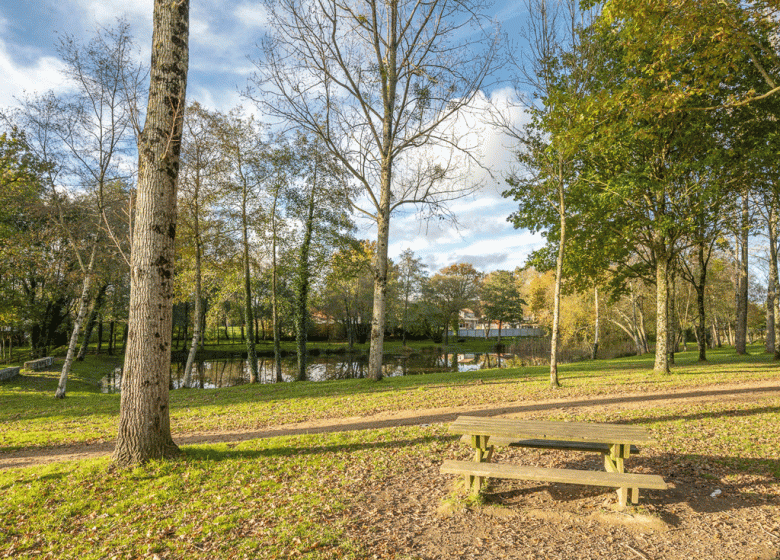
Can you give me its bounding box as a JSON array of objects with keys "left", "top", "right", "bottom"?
[
  {"left": 77, "top": 283, "right": 108, "bottom": 361},
  {"left": 55, "top": 243, "right": 98, "bottom": 399},
  {"left": 668, "top": 270, "right": 676, "bottom": 365},
  {"left": 108, "top": 319, "right": 115, "bottom": 355},
  {"left": 271, "top": 186, "right": 282, "bottom": 383},
  {"left": 766, "top": 200, "right": 778, "bottom": 355},
  {"left": 591, "top": 285, "right": 600, "bottom": 360},
  {"left": 97, "top": 318, "right": 103, "bottom": 354},
  {"left": 294, "top": 171, "right": 317, "bottom": 382},
  {"left": 695, "top": 242, "right": 708, "bottom": 361},
  {"left": 735, "top": 195, "right": 749, "bottom": 354},
  {"left": 242, "top": 190, "right": 258, "bottom": 382},
  {"left": 654, "top": 252, "right": 670, "bottom": 374},
  {"left": 368, "top": 200, "right": 391, "bottom": 381},
  {"left": 549, "top": 174, "right": 565, "bottom": 388},
  {"left": 183, "top": 223, "right": 203, "bottom": 385},
  {"left": 112, "top": 0, "right": 188, "bottom": 466},
  {"left": 181, "top": 300, "right": 189, "bottom": 350}
]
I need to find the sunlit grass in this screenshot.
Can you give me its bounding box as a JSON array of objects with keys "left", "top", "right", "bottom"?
[{"left": 1, "top": 344, "right": 779, "bottom": 450}]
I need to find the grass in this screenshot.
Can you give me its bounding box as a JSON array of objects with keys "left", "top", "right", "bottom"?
[
  {"left": 1, "top": 345, "right": 779, "bottom": 558},
  {"left": 2, "top": 344, "right": 780, "bottom": 450}
]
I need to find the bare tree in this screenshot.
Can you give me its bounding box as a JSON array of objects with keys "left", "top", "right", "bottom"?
[
  {"left": 251, "top": 0, "right": 500, "bottom": 380},
  {"left": 112, "top": 0, "right": 189, "bottom": 466}
]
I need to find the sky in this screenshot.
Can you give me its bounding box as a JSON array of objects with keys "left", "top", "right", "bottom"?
[{"left": 0, "top": 0, "right": 544, "bottom": 275}]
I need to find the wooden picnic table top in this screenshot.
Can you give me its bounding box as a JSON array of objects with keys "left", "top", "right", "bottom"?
[{"left": 448, "top": 416, "right": 655, "bottom": 446}]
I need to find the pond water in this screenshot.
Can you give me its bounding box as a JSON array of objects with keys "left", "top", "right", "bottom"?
[{"left": 100, "top": 351, "right": 521, "bottom": 392}]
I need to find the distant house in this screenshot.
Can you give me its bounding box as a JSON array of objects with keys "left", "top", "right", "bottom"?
[{"left": 455, "top": 308, "right": 544, "bottom": 338}]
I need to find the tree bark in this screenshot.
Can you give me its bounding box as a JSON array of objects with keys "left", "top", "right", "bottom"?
[
  {"left": 112, "top": 0, "right": 188, "bottom": 466},
  {"left": 55, "top": 243, "right": 98, "bottom": 398},
  {"left": 549, "top": 171, "right": 565, "bottom": 387},
  {"left": 241, "top": 171, "right": 259, "bottom": 383},
  {"left": 695, "top": 242, "right": 708, "bottom": 361},
  {"left": 271, "top": 186, "right": 283, "bottom": 383},
  {"left": 735, "top": 195, "right": 749, "bottom": 354},
  {"left": 654, "top": 252, "right": 670, "bottom": 374},
  {"left": 591, "top": 285, "right": 600, "bottom": 360},
  {"left": 766, "top": 200, "right": 778, "bottom": 355},
  {"left": 368, "top": 198, "right": 391, "bottom": 382},
  {"left": 183, "top": 215, "right": 202, "bottom": 385},
  {"left": 76, "top": 284, "right": 108, "bottom": 362},
  {"left": 294, "top": 166, "right": 317, "bottom": 382},
  {"left": 77, "top": 282, "right": 108, "bottom": 361}
]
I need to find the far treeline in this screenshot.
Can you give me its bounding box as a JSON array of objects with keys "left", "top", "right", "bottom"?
[{"left": 0, "top": 1, "right": 778, "bottom": 458}]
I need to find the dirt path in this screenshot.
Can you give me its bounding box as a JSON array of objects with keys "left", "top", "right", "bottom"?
[{"left": 3, "top": 380, "right": 779, "bottom": 471}]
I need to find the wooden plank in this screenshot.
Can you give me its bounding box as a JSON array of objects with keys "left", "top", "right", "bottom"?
[
  {"left": 449, "top": 416, "right": 655, "bottom": 445},
  {"left": 458, "top": 434, "right": 640, "bottom": 454},
  {"left": 440, "top": 460, "right": 668, "bottom": 490}
]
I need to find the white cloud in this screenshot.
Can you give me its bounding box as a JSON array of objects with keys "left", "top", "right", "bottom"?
[
  {"left": 0, "top": 39, "right": 71, "bottom": 108},
  {"left": 233, "top": 3, "right": 270, "bottom": 29},
  {"left": 71, "top": 0, "right": 152, "bottom": 28}
]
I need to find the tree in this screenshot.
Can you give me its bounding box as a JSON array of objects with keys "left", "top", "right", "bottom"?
[
  {"left": 396, "top": 249, "right": 427, "bottom": 346},
  {"left": 480, "top": 270, "right": 525, "bottom": 343},
  {"left": 178, "top": 102, "right": 223, "bottom": 383},
  {"left": 502, "top": 0, "right": 598, "bottom": 386},
  {"left": 320, "top": 242, "right": 375, "bottom": 351},
  {"left": 212, "top": 108, "right": 270, "bottom": 383},
  {"left": 253, "top": 0, "right": 500, "bottom": 380},
  {"left": 427, "top": 263, "right": 482, "bottom": 345},
  {"left": 288, "top": 135, "right": 353, "bottom": 381},
  {"left": 112, "top": 0, "right": 189, "bottom": 466}
]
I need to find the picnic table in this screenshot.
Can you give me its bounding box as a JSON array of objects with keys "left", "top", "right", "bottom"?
[{"left": 441, "top": 415, "right": 667, "bottom": 508}]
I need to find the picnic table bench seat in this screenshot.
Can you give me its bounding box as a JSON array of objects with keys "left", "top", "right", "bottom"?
[{"left": 441, "top": 459, "right": 666, "bottom": 504}]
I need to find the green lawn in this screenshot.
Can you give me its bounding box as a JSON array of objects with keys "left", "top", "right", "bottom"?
[
  {"left": 1, "top": 346, "right": 779, "bottom": 558},
  {"left": 1, "top": 345, "right": 779, "bottom": 451}
]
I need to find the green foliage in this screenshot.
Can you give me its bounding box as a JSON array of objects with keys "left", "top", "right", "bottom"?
[{"left": 480, "top": 270, "right": 525, "bottom": 329}]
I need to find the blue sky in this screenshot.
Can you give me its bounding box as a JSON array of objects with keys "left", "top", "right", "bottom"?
[{"left": 0, "top": 0, "right": 544, "bottom": 275}]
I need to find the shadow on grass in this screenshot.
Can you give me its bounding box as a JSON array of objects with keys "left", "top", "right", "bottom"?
[{"left": 180, "top": 433, "right": 446, "bottom": 462}]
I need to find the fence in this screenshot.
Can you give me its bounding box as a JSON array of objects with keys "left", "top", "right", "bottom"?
[{"left": 453, "top": 327, "right": 546, "bottom": 338}]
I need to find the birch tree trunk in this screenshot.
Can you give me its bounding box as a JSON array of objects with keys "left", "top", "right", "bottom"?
[
  {"left": 113, "top": 0, "right": 188, "bottom": 466},
  {"left": 55, "top": 243, "right": 98, "bottom": 398},
  {"left": 242, "top": 172, "right": 259, "bottom": 383},
  {"left": 368, "top": 189, "right": 391, "bottom": 382},
  {"left": 77, "top": 283, "right": 109, "bottom": 361},
  {"left": 183, "top": 215, "right": 202, "bottom": 385}
]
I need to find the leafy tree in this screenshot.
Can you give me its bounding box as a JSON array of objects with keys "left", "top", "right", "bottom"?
[
  {"left": 177, "top": 102, "right": 224, "bottom": 382},
  {"left": 395, "top": 249, "right": 428, "bottom": 346},
  {"left": 319, "top": 242, "right": 375, "bottom": 351},
  {"left": 480, "top": 270, "right": 525, "bottom": 343},
  {"left": 287, "top": 135, "right": 354, "bottom": 380},
  {"left": 427, "top": 263, "right": 482, "bottom": 345}
]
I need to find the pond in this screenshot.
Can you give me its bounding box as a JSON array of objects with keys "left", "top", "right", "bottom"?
[{"left": 100, "top": 351, "right": 521, "bottom": 392}]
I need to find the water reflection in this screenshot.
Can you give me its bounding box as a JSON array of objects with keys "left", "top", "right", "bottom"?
[{"left": 101, "top": 352, "right": 518, "bottom": 392}]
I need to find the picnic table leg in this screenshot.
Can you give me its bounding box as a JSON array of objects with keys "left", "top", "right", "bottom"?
[
  {"left": 468, "top": 435, "right": 491, "bottom": 494},
  {"left": 606, "top": 443, "right": 633, "bottom": 508}
]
